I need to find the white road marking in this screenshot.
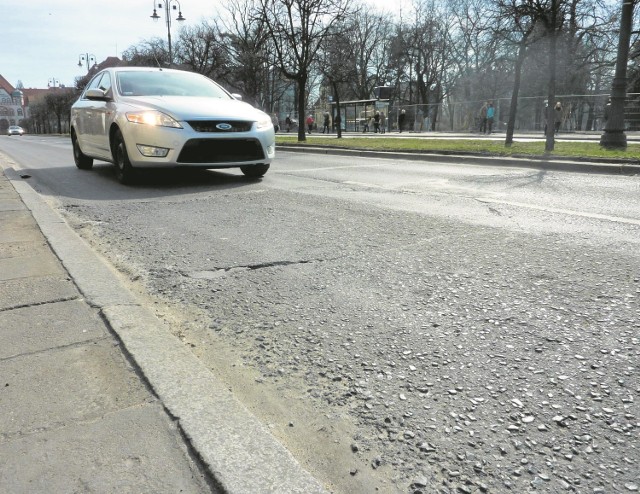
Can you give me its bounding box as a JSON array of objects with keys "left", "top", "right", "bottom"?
[{"left": 475, "top": 197, "right": 640, "bottom": 226}]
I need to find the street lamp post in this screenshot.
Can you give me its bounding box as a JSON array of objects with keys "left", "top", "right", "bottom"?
[
  {"left": 47, "top": 77, "right": 60, "bottom": 88},
  {"left": 78, "top": 53, "right": 97, "bottom": 72},
  {"left": 150, "top": 1, "right": 186, "bottom": 66},
  {"left": 600, "top": 0, "right": 634, "bottom": 150}
]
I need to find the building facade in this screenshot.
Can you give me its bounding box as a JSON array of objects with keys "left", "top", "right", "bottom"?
[{"left": 0, "top": 75, "right": 26, "bottom": 132}]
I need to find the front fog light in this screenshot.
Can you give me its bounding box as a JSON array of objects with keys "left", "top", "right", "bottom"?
[{"left": 137, "top": 144, "right": 169, "bottom": 157}]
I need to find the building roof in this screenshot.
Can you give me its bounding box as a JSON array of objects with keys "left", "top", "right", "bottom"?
[
  {"left": 0, "top": 57, "right": 123, "bottom": 99},
  {"left": 0, "top": 74, "right": 15, "bottom": 94}
]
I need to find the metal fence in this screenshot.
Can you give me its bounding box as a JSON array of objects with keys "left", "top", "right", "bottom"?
[{"left": 312, "top": 93, "right": 640, "bottom": 134}]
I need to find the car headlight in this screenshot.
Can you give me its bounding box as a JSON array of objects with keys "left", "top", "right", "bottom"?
[
  {"left": 255, "top": 115, "right": 273, "bottom": 130},
  {"left": 126, "top": 110, "right": 183, "bottom": 128}
]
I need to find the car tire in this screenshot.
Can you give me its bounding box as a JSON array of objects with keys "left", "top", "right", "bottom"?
[
  {"left": 113, "top": 130, "right": 135, "bottom": 184},
  {"left": 72, "top": 131, "right": 93, "bottom": 170},
  {"left": 241, "top": 163, "right": 270, "bottom": 178}
]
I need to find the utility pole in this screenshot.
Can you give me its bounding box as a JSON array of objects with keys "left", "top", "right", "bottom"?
[
  {"left": 545, "top": 0, "right": 558, "bottom": 153},
  {"left": 600, "top": 0, "right": 634, "bottom": 150}
]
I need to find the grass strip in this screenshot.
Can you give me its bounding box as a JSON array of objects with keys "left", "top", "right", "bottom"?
[{"left": 276, "top": 135, "right": 640, "bottom": 160}]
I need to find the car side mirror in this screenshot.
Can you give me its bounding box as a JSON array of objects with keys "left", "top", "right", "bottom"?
[
  {"left": 231, "top": 93, "right": 243, "bottom": 101},
  {"left": 85, "top": 88, "right": 110, "bottom": 101}
]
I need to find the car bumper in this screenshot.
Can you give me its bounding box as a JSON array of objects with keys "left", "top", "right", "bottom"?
[{"left": 122, "top": 123, "right": 275, "bottom": 168}]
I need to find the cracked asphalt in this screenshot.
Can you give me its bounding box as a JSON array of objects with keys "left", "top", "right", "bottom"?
[
  {"left": 2, "top": 137, "right": 638, "bottom": 493},
  {"left": 52, "top": 152, "right": 639, "bottom": 494}
]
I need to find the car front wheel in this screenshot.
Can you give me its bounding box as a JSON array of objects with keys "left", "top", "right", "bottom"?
[
  {"left": 72, "top": 131, "right": 93, "bottom": 170},
  {"left": 240, "top": 164, "right": 270, "bottom": 178},
  {"left": 113, "top": 130, "right": 135, "bottom": 184}
]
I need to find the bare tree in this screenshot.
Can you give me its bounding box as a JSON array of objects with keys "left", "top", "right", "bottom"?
[
  {"left": 25, "top": 91, "right": 77, "bottom": 134},
  {"left": 495, "top": 0, "right": 541, "bottom": 145},
  {"left": 258, "top": 0, "right": 349, "bottom": 141},
  {"left": 113, "top": 0, "right": 621, "bottom": 136},
  {"left": 562, "top": 0, "right": 618, "bottom": 130},
  {"left": 220, "top": 0, "right": 272, "bottom": 107},
  {"left": 176, "top": 22, "right": 232, "bottom": 81},
  {"left": 387, "top": 0, "right": 452, "bottom": 130},
  {"left": 318, "top": 22, "right": 358, "bottom": 137},
  {"left": 447, "top": 0, "right": 505, "bottom": 130},
  {"left": 122, "top": 38, "right": 170, "bottom": 67},
  {"left": 340, "top": 7, "right": 394, "bottom": 100},
  {"left": 412, "top": 0, "right": 450, "bottom": 128}
]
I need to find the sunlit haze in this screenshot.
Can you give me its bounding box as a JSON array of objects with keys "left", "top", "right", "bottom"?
[{"left": 2, "top": 0, "right": 401, "bottom": 89}]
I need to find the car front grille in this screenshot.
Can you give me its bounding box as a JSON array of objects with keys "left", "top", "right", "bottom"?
[
  {"left": 187, "top": 120, "right": 254, "bottom": 133},
  {"left": 177, "top": 138, "right": 265, "bottom": 163}
]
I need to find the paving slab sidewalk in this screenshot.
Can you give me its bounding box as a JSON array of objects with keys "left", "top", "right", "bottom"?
[
  {"left": 0, "top": 168, "right": 329, "bottom": 494},
  {"left": 0, "top": 173, "right": 216, "bottom": 493}
]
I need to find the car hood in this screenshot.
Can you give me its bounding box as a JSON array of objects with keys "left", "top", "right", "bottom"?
[{"left": 120, "top": 96, "right": 265, "bottom": 121}]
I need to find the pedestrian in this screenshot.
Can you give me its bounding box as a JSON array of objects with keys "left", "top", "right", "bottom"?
[
  {"left": 603, "top": 97, "right": 612, "bottom": 122},
  {"left": 543, "top": 100, "right": 549, "bottom": 135},
  {"left": 398, "top": 109, "right": 406, "bottom": 133},
  {"left": 478, "top": 101, "right": 488, "bottom": 133},
  {"left": 373, "top": 111, "right": 380, "bottom": 133},
  {"left": 363, "top": 115, "right": 370, "bottom": 133},
  {"left": 306, "top": 114, "right": 314, "bottom": 133},
  {"left": 379, "top": 112, "right": 386, "bottom": 133},
  {"left": 322, "top": 112, "right": 330, "bottom": 133},
  {"left": 602, "top": 97, "right": 612, "bottom": 130},
  {"left": 554, "top": 101, "right": 563, "bottom": 134},
  {"left": 486, "top": 102, "right": 495, "bottom": 134},
  {"left": 285, "top": 114, "right": 292, "bottom": 132},
  {"left": 271, "top": 113, "right": 280, "bottom": 133}
]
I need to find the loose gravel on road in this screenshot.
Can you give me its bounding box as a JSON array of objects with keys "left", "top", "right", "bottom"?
[{"left": 63, "top": 181, "right": 639, "bottom": 494}]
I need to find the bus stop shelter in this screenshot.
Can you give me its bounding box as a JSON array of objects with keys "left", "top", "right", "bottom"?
[{"left": 330, "top": 99, "right": 390, "bottom": 132}]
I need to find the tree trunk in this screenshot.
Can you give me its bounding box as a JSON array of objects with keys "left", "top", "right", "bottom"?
[
  {"left": 297, "top": 75, "right": 307, "bottom": 142},
  {"left": 431, "top": 83, "right": 442, "bottom": 131},
  {"left": 332, "top": 81, "right": 343, "bottom": 139},
  {"left": 448, "top": 96, "right": 455, "bottom": 131},
  {"left": 545, "top": 0, "right": 558, "bottom": 153},
  {"left": 600, "top": 0, "right": 633, "bottom": 149},
  {"left": 506, "top": 41, "right": 527, "bottom": 146}
]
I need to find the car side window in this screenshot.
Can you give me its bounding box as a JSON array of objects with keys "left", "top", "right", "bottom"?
[
  {"left": 98, "top": 72, "right": 112, "bottom": 94},
  {"left": 83, "top": 72, "right": 112, "bottom": 98},
  {"left": 86, "top": 73, "right": 104, "bottom": 92}
]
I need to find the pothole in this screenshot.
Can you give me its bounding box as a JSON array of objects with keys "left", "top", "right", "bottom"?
[
  {"left": 186, "top": 259, "right": 321, "bottom": 280},
  {"left": 188, "top": 268, "right": 249, "bottom": 279}
]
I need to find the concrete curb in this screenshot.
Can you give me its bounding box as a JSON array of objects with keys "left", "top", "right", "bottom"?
[
  {"left": 276, "top": 144, "right": 640, "bottom": 176},
  {"left": 3, "top": 166, "right": 329, "bottom": 494}
]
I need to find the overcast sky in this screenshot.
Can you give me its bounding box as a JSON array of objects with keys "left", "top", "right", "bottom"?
[{"left": 3, "top": 0, "right": 399, "bottom": 90}]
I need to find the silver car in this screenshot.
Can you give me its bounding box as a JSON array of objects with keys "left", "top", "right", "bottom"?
[
  {"left": 7, "top": 125, "right": 24, "bottom": 136},
  {"left": 70, "top": 67, "right": 275, "bottom": 184}
]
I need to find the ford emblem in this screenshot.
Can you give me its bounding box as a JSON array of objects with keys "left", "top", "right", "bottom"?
[{"left": 216, "top": 123, "right": 233, "bottom": 131}]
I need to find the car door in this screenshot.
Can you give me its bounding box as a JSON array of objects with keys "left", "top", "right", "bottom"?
[
  {"left": 74, "top": 73, "right": 107, "bottom": 156},
  {"left": 89, "top": 72, "right": 114, "bottom": 159}
]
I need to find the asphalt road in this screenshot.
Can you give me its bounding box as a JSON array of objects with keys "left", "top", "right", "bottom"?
[{"left": 1, "top": 135, "right": 639, "bottom": 493}]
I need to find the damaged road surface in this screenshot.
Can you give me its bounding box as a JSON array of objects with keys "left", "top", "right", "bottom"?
[{"left": 2, "top": 137, "right": 639, "bottom": 493}]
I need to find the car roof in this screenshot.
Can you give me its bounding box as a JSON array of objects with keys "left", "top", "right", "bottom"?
[{"left": 105, "top": 66, "right": 194, "bottom": 75}]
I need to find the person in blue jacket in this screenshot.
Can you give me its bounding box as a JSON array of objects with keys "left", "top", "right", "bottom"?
[{"left": 486, "top": 102, "right": 495, "bottom": 134}]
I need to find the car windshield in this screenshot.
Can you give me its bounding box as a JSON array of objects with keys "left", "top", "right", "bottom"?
[{"left": 116, "top": 71, "right": 231, "bottom": 99}]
